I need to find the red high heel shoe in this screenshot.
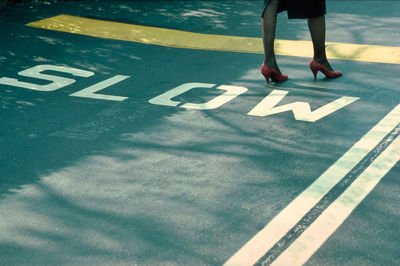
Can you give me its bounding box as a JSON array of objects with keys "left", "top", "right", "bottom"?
[
  {"left": 261, "top": 64, "right": 288, "bottom": 84},
  {"left": 309, "top": 59, "right": 342, "bottom": 79}
]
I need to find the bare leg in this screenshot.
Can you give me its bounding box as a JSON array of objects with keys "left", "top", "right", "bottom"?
[
  {"left": 308, "top": 15, "right": 333, "bottom": 71},
  {"left": 262, "top": 0, "right": 281, "bottom": 73}
]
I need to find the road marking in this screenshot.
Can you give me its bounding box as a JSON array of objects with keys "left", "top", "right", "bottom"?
[
  {"left": 272, "top": 131, "right": 400, "bottom": 266},
  {"left": 26, "top": 14, "right": 400, "bottom": 64},
  {"left": 247, "top": 89, "right": 359, "bottom": 122},
  {"left": 69, "top": 75, "right": 130, "bottom": 101},
  {"left": 224, "top": 104, "right": 400, "bottom": 266},
  {"left": 0, "top": 64, "right": 94, "bottom": 91},
  {"left": 148, "top": 83, "right": 248, "bottom": 110}
]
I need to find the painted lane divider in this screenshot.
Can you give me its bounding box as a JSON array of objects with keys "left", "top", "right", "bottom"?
[
  {"left": 271, "top": 128, "right": 400, "bottom": 265},
  {"left": 257, "top": 123, "right": 400, "bottom": 265},
  {"left": 224, "top": 104, "right": 400, "bottom": 266},
  {"left": 26, "top": 14, "right": 400, "bottom": 65}
]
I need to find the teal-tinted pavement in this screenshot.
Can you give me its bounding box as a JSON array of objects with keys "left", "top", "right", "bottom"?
[{"left": 0, "top": 1, "right": 399, "bottom": 265}]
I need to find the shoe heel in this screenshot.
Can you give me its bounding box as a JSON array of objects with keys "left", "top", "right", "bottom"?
[
  {"left": 261, "top": 65, "right": 271, "bottom": 84},
  {"left": 310, "top": 60, "right": 318, "bottom": 79},
  {"left": 261, "top": 64, "right": 288, "bottom": 84},
  {"left": 309, "top": 59, "right": 342, "bottom": 79},
  {"left": 262, "top": 72, "right": 271, "bottom": 84},
  {"left": 311, "top": 67, "right": 318, "bottom": 79}
]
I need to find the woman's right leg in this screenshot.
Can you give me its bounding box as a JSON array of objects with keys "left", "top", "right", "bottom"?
[
  {"left": 308, "top": 15, "right": 333, "bottom": 70},
  {"left": 262, "top": 0, "right": 281, "bottom": 72},
  {"left": 308, "top": 15, "right": 342, "bottom": 78}
]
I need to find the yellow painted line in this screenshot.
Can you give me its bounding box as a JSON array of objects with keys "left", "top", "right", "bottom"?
[{"left": 26, "top": 14, "right": 400, "bottom": 64}]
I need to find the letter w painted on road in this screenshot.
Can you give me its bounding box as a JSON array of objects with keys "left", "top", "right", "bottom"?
[{"left": 248, "top": 90, "right": 359, "bottom": 122}]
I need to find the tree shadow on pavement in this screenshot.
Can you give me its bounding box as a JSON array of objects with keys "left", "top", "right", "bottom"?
[{"left": 0, "top": 1, "right": 399, "bottom": 265}]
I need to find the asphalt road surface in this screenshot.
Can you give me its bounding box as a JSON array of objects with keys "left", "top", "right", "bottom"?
[{"left": 0, "top": 1, "right": 399, "bottom": 265}]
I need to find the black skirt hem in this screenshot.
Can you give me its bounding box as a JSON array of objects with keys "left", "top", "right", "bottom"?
[{"left": 262, "top": 0, "right": 326, "bottom": 19}]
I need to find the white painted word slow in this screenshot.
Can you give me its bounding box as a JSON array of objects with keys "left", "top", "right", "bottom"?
[{"left": 0, "top": 64, "right": 359, "bottom": 122}]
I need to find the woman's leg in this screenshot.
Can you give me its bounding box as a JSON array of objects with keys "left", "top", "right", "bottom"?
[
  {"left": 262, "top": 0, "right": 281, "bottom": 72},
  {"left": 307, "top": 15, "right": 333, "bottom": 70}
]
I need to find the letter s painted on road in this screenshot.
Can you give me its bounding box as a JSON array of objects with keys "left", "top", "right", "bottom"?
[{"left": 0, "top": 64, "right": 94, "bottom": 91}]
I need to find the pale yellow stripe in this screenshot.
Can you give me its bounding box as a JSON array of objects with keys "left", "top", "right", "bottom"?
[{"left": 26, "top": 14, "right": 400, "bottom": 64}]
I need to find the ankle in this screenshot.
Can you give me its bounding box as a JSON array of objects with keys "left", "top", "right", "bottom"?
[
  {"left": 313, "top": 57, "right": 333, "bottom": 71},
  {"left": 313, "top": 57, "right": 328, "bottom": 64},
  {"left": 263, "top": 59, "right": 279, "bottom": 70}
]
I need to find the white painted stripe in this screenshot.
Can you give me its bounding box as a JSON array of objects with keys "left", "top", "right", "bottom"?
[
  {"left": 272, "top": 134, "right": 400, "bottom": 266},
  {"left": 223, "top": 104, "right": 400, "bottom": 266}
]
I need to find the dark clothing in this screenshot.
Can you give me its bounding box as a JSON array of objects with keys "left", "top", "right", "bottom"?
[{"left": 262, "top": 0, "right": 326, "bottom": 19}]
